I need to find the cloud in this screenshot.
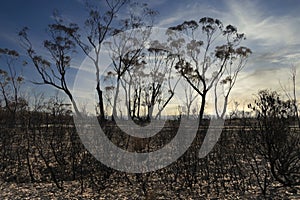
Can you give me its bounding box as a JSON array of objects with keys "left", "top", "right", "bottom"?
[
  {"left": 156, "top": 1, "right": 223, "bottom": 27},
  {"left": 223, "top": 0, "right": 300, "bottom": 47},
  {"left": 156, "top": 0, "right": 300, "bottom": 65},
  {"left": 0, "top": 32, "right": 20, "bottom": 48},
  {"left": 158, "top": 16, "right": 180, "bottom": 27},
  {"left": 219, "top": 0, "right": 300, "bottom": 104}
]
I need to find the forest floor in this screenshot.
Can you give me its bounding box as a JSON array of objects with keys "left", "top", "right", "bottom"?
[
  {"left": 1, "top": 178, "right": 300, "bottom": 199},
  {"left": 1, "top": 120, "right": 300, "bottom": 199}
]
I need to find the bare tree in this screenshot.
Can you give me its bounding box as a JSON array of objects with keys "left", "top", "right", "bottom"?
[
  {"left": 103, "top": 5, "right": 157, "bottom": 120},
  {"left": 147, "top": 43, "right": 181, "bottom": 120},
  {"left": 0, "top": 48, "right": 24, "bottom": 126},
  {"left": 213, "top": 46, "right": 250, "bottom": 119},
  {"left": 127, "top": 41, "right": 180, "bottom": 120},
  {"left": 19, "top": 25, "right": 80, "bottom": 115},
  {"left": 281, "top": 65, "right": 300, "bottom": 128},
  {"left": 291, "top": 66, "right": 300, "bottom": 128},
  {"left": 168, "top": 17, "right": 251, "bottom": 120},
  {"left": 52, "top": 0, "right": 129, "bottom": 120},
  {"left": 181, "top": 81, "right": 198, "bottom": 119}
]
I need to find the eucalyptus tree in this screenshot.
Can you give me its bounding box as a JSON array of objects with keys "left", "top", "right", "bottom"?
[
  {"left": 168, "top": 17, "right": 252, "bottom": 120},
  {"left": 117, "top": 40, "right": 180, "bottom": 120},
  {"left": 19, "top": 25, "right": 81, "bottom": 115},
  {"left": 181, "top": 81, "right": 198, "bottom": 119},
  {"left": 102, "top": 5, "right": 157, "bottom": 120},
  {"left": 53, "top": 0, "right": 130, "bottom": 120},
  {"left": 18, "top": 1, "right": 149, "bottom": 119},
  {"left": 0, "top": 48, "right": 25, "bottom": 125}
]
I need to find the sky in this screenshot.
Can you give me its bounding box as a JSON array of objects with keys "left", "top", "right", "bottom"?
[{"left": 1, "top": 0, "right": 300, "bottom": 115}]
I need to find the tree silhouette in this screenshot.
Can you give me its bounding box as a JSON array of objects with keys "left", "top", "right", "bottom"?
[
  {"left": 102, "top": 6, "right": 157, "bottom": 120},
  {"left": 0, "top": 48, "right": 25, "bottom": 126},
  {"left": 51, "top": 0, "right": 129, "bottom": 120},
  {"left": 19, "top": 25, "right": 81, "bottom": 115},
  {"left": 168, "top": 17, "right": 252, "bottom": 120}
]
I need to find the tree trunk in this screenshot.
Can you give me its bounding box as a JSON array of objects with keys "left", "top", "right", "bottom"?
[
  {"left": 137, "top": 88, "right": 141, "bottom": 119},
  {"left": 96, "top": 82, "right": 105, "bottom": 121},
  {"left": 199, "top": 92, "right": 206, "bottom": 122}
]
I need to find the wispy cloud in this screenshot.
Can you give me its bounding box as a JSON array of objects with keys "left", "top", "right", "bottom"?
[
  {"left": 0, "top": 32, "right": 20, "bottom": 48},
  {"left": 223, "top": 0, "right": 300, "bottom": 47},
  {"left": 157, "top": 0, "right": 300, "bottom": 65},
  {"left": 157, "top": 1, "right": 223, "bottom": 27}
]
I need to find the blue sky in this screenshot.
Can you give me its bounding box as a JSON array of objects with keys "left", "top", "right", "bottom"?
[{"left": 1, "top": 0, "right": 300, "bottom": 114}]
